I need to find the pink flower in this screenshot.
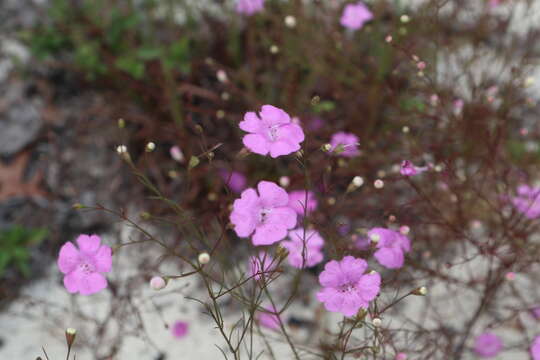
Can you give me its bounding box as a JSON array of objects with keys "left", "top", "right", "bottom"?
[
  {"left": 395, "top": 353, "right": 407, "bottom": 360},
  {"left": 488, "top": 0, "right": 501, "bottom": 8},
  {"left": 57, "top": 234, "right": 112, "bottom": 295},
  {"left": 235, "top": 0, "right": 264, "bottom": 15},
  {"left": 532, "top": 336, "right": 540, "bottom": 360},
  {"left": 170, "top": 145, "right": 184, "bottom": 163},
  {"left": 355, "top": 236, "right": 370, "bottom": 250},
  {"left": 316, "top": 256, "right": 381, "bottom": 317},
  {"left": 249, "top": 252, "right": 276, "bottom": 280},
  {"left": 230, "top": 181, "right": 297, "bottom": 245},
  {"left": 340, "top": 2, "right": 373, "bottom": 31},
  {"left": 400, "top": 160, "right": 428, "bottom": 176},
  {"left": 511, "top": 184, "right": 540, "bottom": 219},
  {"left": 287, "top": 190, "right": 318, "bottom": 216},
  {"left": 368, "top": 228, "right": 411, "bottom": 269},
  {"left": 239, "top": 105, "right": 305, "bottom": 158},
  {"left": 474, "top": 332, "right": 502, "bottom": 358},
  {"left": 257, "top": 306, "right": 281, "bottom": 330},
  {"left": 171, "top": 321, "right": 189, "bottom": 338},
  {"left": 281, "top": 228, "right": 324, "bottom": 268},
  {"left": 220, "top": 170, "right": 247, "bottom": 194},
  {"left": 329, "top": 132, "right": 360, "bottom": 157}
]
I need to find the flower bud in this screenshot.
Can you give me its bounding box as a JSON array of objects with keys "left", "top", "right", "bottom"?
[
  {"left": 150, "top": 276, "right": 168, "bottom": 291},
  {"left": 65, "top": 328, "right": 77, "bottom": 348},
  {"left": 372, "top": 318, "right": 382, "bottom": 327},
  {"left": 198, "top": 252, "right": 210, "bottom": 264},
  {"left": 412, "top": 286, "right": 427, "bottom": 296}
]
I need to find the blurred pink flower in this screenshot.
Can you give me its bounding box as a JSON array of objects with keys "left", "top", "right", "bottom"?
[
  {"left": 249, "top": 252, "right": 276, "bottom": 280},
  {"left": 170, "top": 145, "right": 184, "bottom": 163},
  {"left": 281, "top": 228, "right": 324, "bottom": 268},
  {"left": 488, "top": 0, "right": 501, "bottom": 7},
  {"left": 329, "top": 132, "right": 360, "bottom": 157},
  {"left": 235, "top": 0, "right": 264, "bottom": 16},
  {"left": 287, "top": 190, "right": 318, "bottom": 216},
  {"left": 400, "top": 160, "right": 428, "bottom": 176},
  {"left": 220, "top": 170, "right": 247, "bottom": 193},
  {"left": 257, "top": 306, "right": 281, "bottom": 330},
  {"left": 57, "top": 234, "right": 112, "bottom": 295},
  {"left": 532, "top": 336, "right": 540, "bottom": 360},
  {"left": 474, "top": 332, "right": 503, "bottom": 358},
  {"left": 316, "top": 256, "right": 380, "bottom": 317},
  {"left": 395, "top": 353, "right": 407, "bottom": 360},
  {"left": 230, "top": 181, "right": 297, "bottom": 245},
  {"left": 355, "top": 236, "right": 370, "bottom": 250},
  {"left": 239, "top": 105, "right": 305, "bottom": 158},
  {"left": 340, "top": 2, "right": 373, "bottom": 30},
  {"left": 531, "top": 307, "right": 540, "bottom": 320},
  {"left": 368, "top": 228, "right": 411, "bottom": 269},
  {"left": 511, "top": 184, "right": 540, "bottom": 219},
  {"left": 171, "top": 321, "right": 189, "bottom": 338}
]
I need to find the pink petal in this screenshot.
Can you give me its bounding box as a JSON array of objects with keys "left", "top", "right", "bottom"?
[
  {"left": 356, "top": 273, "right": 381, "bottom": 302},
  {"left": 78, "top": 272, "right": 108, "bottom": 295},
  {"left": 243, "top": 134, "right": 270, "bottom": 156},
  {"left": 374, "top": 247, "right": 404, "bottom": 269},
  {"left": 94, "top": 245, "right": 112, "bottom": 273},
  {"left": 63, "top": 271, "right": 81, "bottom": 293},
  {"left": 319, "top": 260, "right": 347, "bottom": 287},
  {"left": 257, "top": 181, "right": 289, "bottom": 207},
  {"left": 76, "top": 234, "right": 101, "bottom": 255},
  {"left": 269, "top": 140, "right": 300, "bottom": 158},
  {"left": 239, "top": 112, "right": 261, "bottom": 133},
  {"left": 279, "top": 123, "right": 305, "bottom": 143},
  {"left": 340, "top": 256, "right": 368, "bottom": 283},
  {"left": 266, "top": 207, "right": 297, "bottom": 230},
  {"left": 259, "top": 105, "right": 290, "bottom": 126},
  {"left": 252, "top": 223, "right": 287, "bottom": 245},
  {"left": 58, "top": 242, "right": 80, "bottom": 274},
  {"left": 340, "top": 291, "right": 366, "bottom": 317},
  {"left": 230, "top": 188, "right": 260, "bottom": 237}
]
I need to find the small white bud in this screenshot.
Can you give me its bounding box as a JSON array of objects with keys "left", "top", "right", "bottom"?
[
  {"left": 198, "top": 252, "right": 210, "bottom": 264},
  {"left": 369, "top": 233, "right": 380, "bottom": 243},
  {"left": 284, "top": 15, "right": 297, "bottom": 28},
  {"left": 279, "top": 176, "right": 290, "bottom": 187},
  {"left": 146, "top": 142, "right": 156, "bottom": 152},
  {"left": 352, "top": 176, "right": 364, "bottom": 187},
  {"left": 372, "top": 318, "right": 382, "bottom": 327},
  {"left": 170, "top": 146, "right": 185, "bottom": 163},
  {"left": 150, "top": 276, "right": 167, "bottom": 290},
  {"left": 216, "top": 70, "right": 228, "bottom": 83},
  {"left": 270, "top": 45, "right": 279, "bottom": 54},
  {"left": 374, "top": 179, "right": 384, "bottom": 189},
  {"left": 400, "top": 15, "right": 410, "bottom": 23},
  {"left": 400, "top": 225, "right": 410, "bottom": 235},
  {"left": 402, "top": 126, "right": 410, "bottom": 133},
  {"left": 116, "top": 145, "right": 127, "bottom": 154},
  {"left": 322, "top": 143, "right": 332, "bottom": 152}
]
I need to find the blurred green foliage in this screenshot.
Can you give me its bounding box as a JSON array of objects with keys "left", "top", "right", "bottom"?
[
  {"left": 25, "top": 0, "right": 192, "bottom": 80},
  {"left": 0, "top": 226, "right": 48, "bottom": 277}
]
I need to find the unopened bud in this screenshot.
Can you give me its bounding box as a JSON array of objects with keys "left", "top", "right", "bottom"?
[
  {"left": 150, "top": 276, "right": 168, "bottom": 290},
  {"left": 145, "top": 142, "right": 156, "bottom": 152},
  {"left": 372, "top": 318, "right": 382, "bottom": 327},
  {"left": 279, "top": 176, "right": 290, "bottom": 187},
  {"left": 198, "top": 252, "right": 210, "bottom": 264},
  {"left": 412, "top": 286, "right": 427, "bottom": 296},
  {"left": 189, "top": 156, "right": 200, "bottom": 169},
  {"left": 65, "top": 328, "right": 77, "bottom": 348},
  {"left": 72, "top": 203, "right": 85, "bottom": 210},
  {"left": 322, "top": 143, "right": 332, "bottom": 152},
  {"left": 118, "top": 118, "right": 126, "bottom": 128}
]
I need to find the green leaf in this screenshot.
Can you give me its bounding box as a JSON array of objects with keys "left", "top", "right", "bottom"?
[{"left": 115, "top": 56, "right": 145, "bottom": 79}]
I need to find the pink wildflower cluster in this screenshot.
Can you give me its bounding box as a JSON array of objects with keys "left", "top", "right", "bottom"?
[
  {"left": 239, "top": 105, "right": 305, "bottom": 158},
  {"left": 511, "top": 184, "right": 540, "bottom": 219},
  {"left": 316, "top": 256, "right": 381, "bottom": 317},
  {"left": 369, "top": 227, "right": 411, "bottom": 269},
  {"left": 57, "top": 234, "right": 112, "bottom": 295},
  {"left": 340, "top": 2, "right": 373, "bottom": 31}
]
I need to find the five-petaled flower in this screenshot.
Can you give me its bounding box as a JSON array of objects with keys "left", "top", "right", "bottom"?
[
  {"left": 57, "top": 234, "right": 112, "bottom": 295},
  {"left": 239, "top": 105, "right": 305, "bottom": 158},
  {"left": 329, "top": 132, "right": 360, "bottom": 157},
  {"left": 316, "top": 256, "right": 381, "bottom": 317},
  {"left": 281, "top": 228, "right": 324, "bottom": 268},
  {"left": 235, "top": 0, "right": 265, "bottom": 16},
  {"left": 473, "top": 332, "right": 503, "bottom": 358},
  {"left": 230, "top": 181, "right": 297, "bottom": 245},
  {"left": 340, "top": 2, "right": 373, "bottom": 31},
  {"left": 368, "top": 228, "right": 411, "bottom": 269}
]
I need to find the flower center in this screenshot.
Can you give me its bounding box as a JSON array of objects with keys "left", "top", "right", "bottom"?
[
  {"left": 267, "top": 125, "right": 280, "bottom": 141},
  {"left": 79, "top": 262, "right": 95, "bottom": 275},
  {"left": 259, "top": 207, "right": 272, "bottom": 223},
  {"left": 339, "top": 283, "right": 356, "bottom": 293}
]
